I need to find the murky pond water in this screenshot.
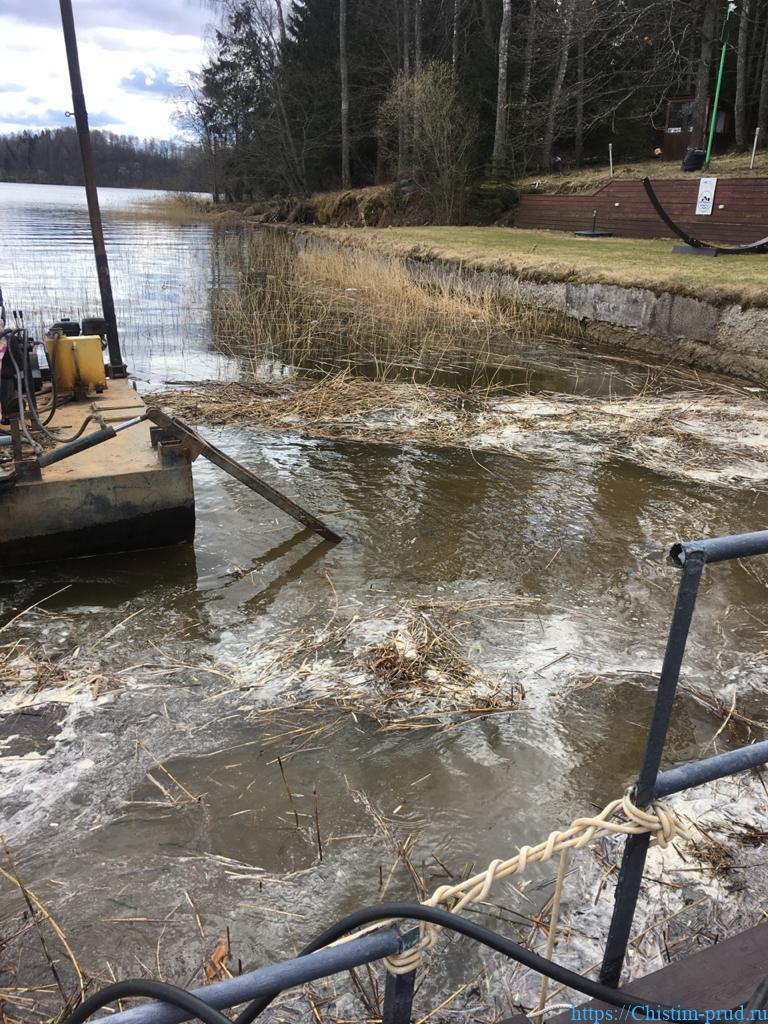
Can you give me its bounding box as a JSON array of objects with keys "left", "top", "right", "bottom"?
[{"left": 0, "top": 183, "right": 766, "bottom": 1014}]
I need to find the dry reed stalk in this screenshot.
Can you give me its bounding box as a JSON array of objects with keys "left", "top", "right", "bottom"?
[
  {"left": 0, "top": 848, "right": 85, "bottom": 1003},
  {"left": 135, "top": 736, "right": 201, "bottom": 804},
  {"left": 209, "top": 231, "right": 559, "bottom": 381}
]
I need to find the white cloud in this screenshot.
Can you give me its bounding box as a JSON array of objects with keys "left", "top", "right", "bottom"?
[{"left": 0, "top": 2, "right": 210, "bottom": 139}]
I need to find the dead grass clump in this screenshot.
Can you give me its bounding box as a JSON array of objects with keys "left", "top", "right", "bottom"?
[
  {"left": 367, "top": 607, "right": 494, "bottom": 695},
  {"left": 241, "top": 601, "right": 525, "bottom": 731},
  {"left": 349, "top": 603, "right": 524, "bottom": 726},
  {"left": 113, "top": 192, "right": 215, "bottom": 223},
  {"left": 149, "top": 374, "right": 496, "bottom": 450},
  {"left": 0, "top": 637, "right": 109, "bottom": 715},
  {"left": 1, "top": 642, "right": 70, "bottom": 705}
]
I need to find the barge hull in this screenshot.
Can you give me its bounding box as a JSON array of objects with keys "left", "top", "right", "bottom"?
[{"left": 0, "top": 380, "right": 195, "bottom": 565}]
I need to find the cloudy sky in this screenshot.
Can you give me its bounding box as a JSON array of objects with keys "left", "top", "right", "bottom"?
[{"left": 0, "top": 0, "right": 211, "bottom": 140}]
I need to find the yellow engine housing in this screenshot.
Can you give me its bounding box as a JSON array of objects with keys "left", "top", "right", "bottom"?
[{"left": 45, "top": 334, "right": 107, "bottom": 395}]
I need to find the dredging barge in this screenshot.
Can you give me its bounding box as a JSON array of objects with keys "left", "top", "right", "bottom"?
[{"left": 0, "top": 319, "right": 195, "bottom": 566}]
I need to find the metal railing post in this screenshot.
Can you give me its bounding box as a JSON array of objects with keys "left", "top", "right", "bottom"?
[
  {"left": 599, "top": 549, "right": 706, "bottom": 987},
  {"left": 382, "top": 969, "right": 416, "bottom": 1024}
]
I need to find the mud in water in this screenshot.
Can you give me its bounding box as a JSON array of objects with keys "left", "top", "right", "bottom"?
[{"left": 0, "top": 184, "right": 767, "bottom": 1021}]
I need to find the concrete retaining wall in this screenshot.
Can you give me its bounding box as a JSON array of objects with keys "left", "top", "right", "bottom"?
[
  {"left": 406, "top": 257, "right": 768, "bottom": 383},
  {"left": 299, "top": 230, "right": 768, "bottom": 383}
]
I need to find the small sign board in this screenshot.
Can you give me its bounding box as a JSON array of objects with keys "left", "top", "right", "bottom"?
[{"left": 695, "top": 177, "right": 717, "bottom": 216}]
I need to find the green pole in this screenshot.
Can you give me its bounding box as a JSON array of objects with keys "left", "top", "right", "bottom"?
[{"left": 704, "top": 1, "right": 736, "bottom": 169}]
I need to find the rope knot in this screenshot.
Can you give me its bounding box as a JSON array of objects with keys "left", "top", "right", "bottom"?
[{"left": 620, "top": 794, "right": 682, "bottom": 848}]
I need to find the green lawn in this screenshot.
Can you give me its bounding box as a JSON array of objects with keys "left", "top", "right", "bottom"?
[{"left": 320, "top": 226, "right": 768, "bottom": 308}]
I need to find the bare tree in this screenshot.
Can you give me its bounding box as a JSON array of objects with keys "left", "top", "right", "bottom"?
[
  {"left": 398, "top": 0, "right": 412, "bottom": 178},
  {"left": 574, "top": 0, "right": 587, "bottom": 166},
  {"left": 492, "top": 0, "right": 513, "bottom": 174},
  {"left": 692, "top": 0, "right": 718, "bottom": 148},
  {"left": 379, "top": 61, "right": 476, "bottom": 222},
  {"left": 542, "top": 0, "right": 575, "bottom": 169},
  {"left": 734, "top": 0, "right": 751, "bottom": 149},
  {"left": 340, "top": 0, "right": 351, "bottom": 187}
]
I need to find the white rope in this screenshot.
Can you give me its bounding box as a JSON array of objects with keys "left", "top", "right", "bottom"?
[{"left": 372, "top": 792, "right": 683, "bottom": 974}]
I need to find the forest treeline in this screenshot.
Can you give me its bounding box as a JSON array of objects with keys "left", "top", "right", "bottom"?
[
  {"left": 178, "top": 0, "right": 768, "bottom": 218},
  {"left": 0, "top": 129, "right": 208, "bottom": 191}
]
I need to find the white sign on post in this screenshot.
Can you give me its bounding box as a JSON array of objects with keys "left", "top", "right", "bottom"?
[{"left": 695, "top": 177, "right": 717, "bottom": 216}]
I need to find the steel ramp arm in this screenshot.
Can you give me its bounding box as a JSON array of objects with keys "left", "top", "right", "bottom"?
[{"left": 146, "top": 408, "right": 342, "bottom": 543}]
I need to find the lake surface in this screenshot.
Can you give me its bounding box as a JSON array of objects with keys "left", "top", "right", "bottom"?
[{"left": 0, "top": 181, "right": 766, "bottom": 1016}]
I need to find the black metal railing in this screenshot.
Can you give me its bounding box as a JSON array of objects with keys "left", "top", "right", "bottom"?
[
  {"left": 84, "top": 530, "right": 768, "bottom": 1024},
  {"left": 599, "top": 529, "right": 768, "bottom": 986}
]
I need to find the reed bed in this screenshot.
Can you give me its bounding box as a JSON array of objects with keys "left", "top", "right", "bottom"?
[
  {"left": 211, "top": 231, "right": 567, "bottom": 380},
  {"left": 114, "top": 192, "right": 215, "bottom": 223}
]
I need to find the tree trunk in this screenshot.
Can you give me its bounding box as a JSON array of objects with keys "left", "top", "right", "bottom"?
[
  {"left": 275, "top": 0, "right": 287, "bottom": 48},
  {"left": 574, "top": 2, "right": 585, "bottom": 167},
  {"left": 520, "top": 0, "right": 536, "bottom": 122},
  {"left": 692, "top": 0, "right": 718, "bottom": 149},
  {"left": 452, "top": 0, "right": 462, "bottom": 75},
  {"left": 397, "top": 0, "right": 411, "bottom": 179},
  {"left": 735, "top": 0, "right": 751, "bottom": 149},
  {"left": 339, "top": 0, "right": 351, "bottom": 187},
  {"left": 541, "top": 0, "right": 574, "bottom": 169},
  {"left": 758, "top": 29, "right": 768, "bottom": 145},
  {"left": 414, "top": 0, "right": 422, "bottom": 71},
  {"left": 492, "top": 0, "right": 513, "bottom": 175},
  {"left": 480, "top": 0, "right": 495, "bottom": 50}
]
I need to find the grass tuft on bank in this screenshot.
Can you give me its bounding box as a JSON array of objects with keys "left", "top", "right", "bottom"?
[{"left": 312, "top": 225, "right": 768, "bottom": 309}]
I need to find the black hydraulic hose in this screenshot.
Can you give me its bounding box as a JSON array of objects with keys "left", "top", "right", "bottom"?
[
  {"left": 62, "top": 980, "right": 233, "bottom": 1024},
  {"left": 234, "top": 903, "right": 742, "bottom": 1024},
  {"left": 27, "top": 343, "right": 58, "bottom": 426},
  {"left": 38, "top": 425, "right": 118, "bottom": 467},
  {"left": 16, "top": 328, "right": 58, "bottom": 427},
  {"left": 4, "top": 327, "right": 91, "bottom": 444},
  {"left": 4, "top": 337, "right": 39, "bottom": 453},
  {"left": 38, "top": 415, "right": 146, "bottom": 468}
]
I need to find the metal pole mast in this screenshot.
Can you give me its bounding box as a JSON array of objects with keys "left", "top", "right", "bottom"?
[
  {"left": 704, "top": 1, "right": 737, "bottom": 169},
  {"left": 59, "top": 0, "right": 127, "bottom": 377}
]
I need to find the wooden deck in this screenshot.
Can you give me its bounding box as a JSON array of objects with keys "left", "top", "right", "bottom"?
[
  {"left": 500, "top": 923, "right": 768, "bottom": 1022},
  {"left": 514, "top": 178, "right": 768, "bottom": 245}
]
